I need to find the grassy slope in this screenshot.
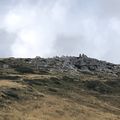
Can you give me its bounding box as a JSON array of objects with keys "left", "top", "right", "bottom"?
[{"left": 0, "top": 70, "right": 120, "bottom": 120}]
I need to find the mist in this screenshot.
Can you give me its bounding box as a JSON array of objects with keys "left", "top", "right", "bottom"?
[{"left": 0, "top": 0, "right": 120, "bottom": 63}]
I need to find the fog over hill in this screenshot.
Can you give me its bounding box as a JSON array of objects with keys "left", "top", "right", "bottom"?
[{"left": 0, "top": 0, "right": 120, "bottom": 63}]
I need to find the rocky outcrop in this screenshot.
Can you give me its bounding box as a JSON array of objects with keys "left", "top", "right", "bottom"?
[{"left": 1, "top": 54, "right": 120, "bottom": 76}]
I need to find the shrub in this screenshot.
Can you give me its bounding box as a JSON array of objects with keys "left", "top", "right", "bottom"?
[{"left": 15, "top": 66, "right": 34, "bottom": 73}]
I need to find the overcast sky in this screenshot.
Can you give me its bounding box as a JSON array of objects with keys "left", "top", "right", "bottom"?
[{"left": 0, "top": 0, "right": 120, "bottom": 63}]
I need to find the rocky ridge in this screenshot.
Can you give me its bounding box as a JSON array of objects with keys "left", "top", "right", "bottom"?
[{"left": 1, "top": 54, "right": 120, "bottom": 75}]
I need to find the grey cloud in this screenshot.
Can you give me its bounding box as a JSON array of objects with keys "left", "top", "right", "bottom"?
[
  {"left": 54, "top": 35, "right": 85, "bottom": 56},
  {"left": 0, "top": 29, "right": 16, "bottom": 57},
  {"left": 0, "top": 0, "right": 120, "bottom": 63}
]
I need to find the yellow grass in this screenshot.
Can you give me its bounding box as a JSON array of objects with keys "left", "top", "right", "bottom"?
[
  {"left": 0, "top": 80, "right": 26, "bottom": 88},
  {"left": 0, "top": 95, "right": 119, "bottom": 120}
]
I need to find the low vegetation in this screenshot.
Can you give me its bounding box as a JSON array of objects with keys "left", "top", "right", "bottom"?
[{"left": 0, "top": 55, "right": 120, "bottom": 120}]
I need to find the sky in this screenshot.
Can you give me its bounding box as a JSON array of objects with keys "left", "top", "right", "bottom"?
[{"left": 0, "top": 0, "right": 120, "bottom": 63}]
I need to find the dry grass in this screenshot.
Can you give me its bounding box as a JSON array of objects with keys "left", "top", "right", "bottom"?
[
  {"left": 0, "top": 73, "right": 119, "bottom": 120},
  {"left": 0, "top": 95, "right": 120, "bottom": 120},
  {"left": 0, "top": 80, "right": 26, "bottom": 88}
]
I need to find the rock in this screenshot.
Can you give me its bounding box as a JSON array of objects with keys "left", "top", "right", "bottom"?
[
  {"left": 1, "top": 54, "right": 120, "bottom": 75},
  {"left": 2, "top": 90, "right": 20, "bottom": 100},
  {"left": 48, "top": 88, "right": 59, "bottom": 92}
]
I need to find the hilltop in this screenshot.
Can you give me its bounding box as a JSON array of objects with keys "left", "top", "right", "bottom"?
[{"left": 0, "top": 54, "right": 120, "bottom": 120}]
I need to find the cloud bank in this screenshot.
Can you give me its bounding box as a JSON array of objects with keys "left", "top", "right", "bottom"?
[{"left": 0, "top": 0, "right": 120, "bottom": 63}]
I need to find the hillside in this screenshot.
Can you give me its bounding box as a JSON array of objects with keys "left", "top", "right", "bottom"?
[{"left": 0, "top": 54, "right": 120, "bottom": 120}]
